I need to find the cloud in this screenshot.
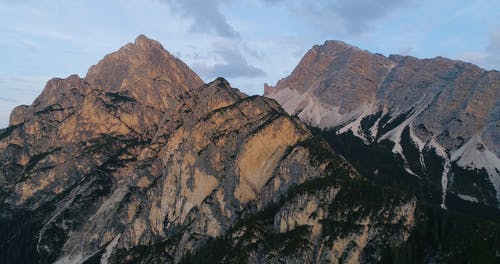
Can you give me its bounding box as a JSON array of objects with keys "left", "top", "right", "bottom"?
[
  {"left": 458, "top": 27, "right": 500, "bottom": 71},
  {"left": 333, "top": 0, "right": 413, "bottom": 34},
  {"left": 261, "top": 0, "right": 413, "bottom": 36},
  {"left": 192, "top": 41, "right": 266, "bottom": 79},
  {"left": 163, "top": 0, "right": 239, "bottom": 38},
  {"left": 485, "top": 28, "right": 500, "bottom": 70}
]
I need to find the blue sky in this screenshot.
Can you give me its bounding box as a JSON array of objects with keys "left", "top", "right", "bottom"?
[{"left": 1, "top": 0, "right": 499, "bottom": 128}]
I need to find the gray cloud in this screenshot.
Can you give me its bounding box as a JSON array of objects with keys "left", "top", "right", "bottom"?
[
  {"left": 332, "top": 0, "right": 413, "bottom": 34},
  {"left": 163, "top": 0, "right": 239, "bottom": 38},
  {"left": 262, "top": 0, "right": 413, "bottom": 35},
  {"left": 193, "top": 42, "right": 266, "bottom": 78}
]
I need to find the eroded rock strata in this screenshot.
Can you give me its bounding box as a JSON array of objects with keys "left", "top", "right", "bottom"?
[
  {"left": 0, "top": 36, "right": 498, "bottom": 264},
  {"left": 265, "top": 40, "right": 500, "bottom": 208}
]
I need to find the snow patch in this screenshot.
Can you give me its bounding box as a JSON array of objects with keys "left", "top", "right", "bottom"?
[
  {"left": 429, "top": 138, "right": 450, "bottom": 209},
  {"left": 338, "top": 103, "right": 375, "bottom": 143},
  {"left": 409, "top": 125, "right": 427, "bottom": 171},
  {"left": 377, "top": 94, "right": 432, "bottom": 156},
  {"left": 404, "top": 167, "right": 421, "bottom": 178},
  {"left": 368, "top": 111, "right": 384, "bottom": 141},
  {"left": 457, "top": 194, "right": 479, "bottom": 203},
  {"left": 451, "top": 133, "right": 500, "bottom": 204},
  {"left": 54, "top": 253, "right": 84, "bottom": 264}
]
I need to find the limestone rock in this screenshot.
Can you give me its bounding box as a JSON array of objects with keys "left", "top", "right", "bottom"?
[
  {"left": 0, "top": 35, "right": 351, "bottom": 263},
  {"left": 265, "top": 40, "right": 500, "bottom": 207},
  {"left": 1, "top": 36, "right": 497, "bottom": 264}
]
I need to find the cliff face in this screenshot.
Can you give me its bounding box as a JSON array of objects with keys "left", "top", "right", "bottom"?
[
  {"left": 0, "top": 36, "right": 408, "bottom": 263},
  {"left": 0, "top": 35, "right": 202, "bottom": 262},
  {"left": 265, "top": 40, "right": 500, "bottom": 208},
  {"left": 0, "top": 36, "right": 498, "bottom": 264}
]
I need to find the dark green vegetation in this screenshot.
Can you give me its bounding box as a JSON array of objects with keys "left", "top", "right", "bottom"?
[
  {"left": 0, "top": 197, "right": 41, "bottom": 264},
  {"left": 0, "top": 134, "right": 148, "bottom": 264},
  {"left": 1, "top": 120, "right": 499, "bottom": 263},
  {"left": 105, "top": 91, "right": 137, "bottom": 103},
  {"left": 449, "top": 162, "right": 498, "bottom": 206},
  {"left": 181, "top": 167, "right": 408, "bottom": 263},
  {"left": 360, "top": 111, "right": 382, "bottom": 140},
  {"left": 383, "top": 205, "right": 500, "bottom": 263},
  {"left": 181, "top": 133, "right": 500, "bottom": 263},
  {"left": 311, "top": 127, "right": 435, "bottom": 201},
  {"left": 102, "top": 239, "right": 176, "bottom": 264},
  {"left": 311, "top": 126, "right": 500, "bottom": 213},
  {"left": 376, "top": 110, "right": 414, "bottom": 138},
  {"left": 181, "top": 136, "right": 356, "bottom": 263},
  {"left": 313, "top": 126, "right": 500, "bottom": 260},
  {"left": 35, "top": 104, "right": 65, "bottom": 116},
  {"left": 0, "top": 123, "right": 22, "bottom": 141}
]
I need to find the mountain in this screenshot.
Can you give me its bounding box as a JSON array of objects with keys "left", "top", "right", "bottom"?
[
  {"left": 265, "top": 40, "right": 500, "bottom": 209},
  {"left": 1, "top": 36, "right": 499, "bottom": 264}
]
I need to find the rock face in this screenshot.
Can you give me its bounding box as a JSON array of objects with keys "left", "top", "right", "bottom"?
[
  {"left": 265, "top": 40, "right": 500, "bottom": 208},
  {"left": 0, "top": 36, "right": 498, "bottom": 264}
]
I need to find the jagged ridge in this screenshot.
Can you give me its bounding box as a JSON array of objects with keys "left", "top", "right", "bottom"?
[
  {"left": 265, "top": 40, "right": 500, "bottom": 208},
  {"left": 0, "top": 35, "right": 498, "bottom": 264}
]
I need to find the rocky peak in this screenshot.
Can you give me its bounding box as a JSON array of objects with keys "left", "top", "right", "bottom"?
[
  {"left": 134, "top": 34, "right": 165, "bottom": 50},
  {"left": 1, "top": 35, "right": 499, "bottom": 264},
  {"left": 266, "top": 40, "right": 500, "bottom": 208},
  {"left": 1, "top": 51, "right": 348, "bottom": 262},
  {"left": 85, "top": 34, "right": 203, "bottom": 97},
  {"left": 319, "top": 39, "right": 361, "bottom": 52},
  {"left": 266, "top": 40, "right": 395, "bottom": 126},
  {"left": 8, "top": 35, "right": 204, "bottom": 144}
]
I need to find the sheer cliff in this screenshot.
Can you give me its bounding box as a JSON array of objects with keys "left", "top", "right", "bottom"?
[
  {"left": 265, "top": 40, "right": 500, "bottom": 209},
  {"left": 0, "top": 36, "right": 498, "bottom": 264}
]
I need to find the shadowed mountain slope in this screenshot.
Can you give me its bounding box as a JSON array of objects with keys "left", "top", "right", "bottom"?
[{"left": 0, "top": 36, "right": 498, "bottom": 264}]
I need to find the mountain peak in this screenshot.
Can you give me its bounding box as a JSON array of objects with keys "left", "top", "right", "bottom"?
[
  {"left": 86, "top": 35, "right": 173, "bottom": 82},
  {"left": 322, "top": 39, "right": 357, "bottom": 49},
  {"left": 2, "top": 35, "right": 499, "bottom": 264},
  {"left": 308, "top": 40, "right": 367, "bottom": 56},
  {"left": 266, "top": 40, "right": 500, "bottom": 208},
  {"left": 9, "top": 35, "right": 204, "bottom": 136},
  {"left": 134, "top": 34, "right": 164, "bottom": 50},
  {"left": 266, "top": 39, "right": 394, "bottom": 113},
  {"left": 83, "top": 35, "right": 203, "bottom": 97}
]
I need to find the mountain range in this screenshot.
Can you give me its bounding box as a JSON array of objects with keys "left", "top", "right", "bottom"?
[
  {"left": 265, "top": 40, "right": 500, "bottom": 209},
  {"left": 0, "top": 35, "right": 498, "bottom": 263}
]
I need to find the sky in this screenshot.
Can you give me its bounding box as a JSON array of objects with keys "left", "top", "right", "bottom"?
[{"left": 1, "top": 0, "right": 499, "bottom": 128}]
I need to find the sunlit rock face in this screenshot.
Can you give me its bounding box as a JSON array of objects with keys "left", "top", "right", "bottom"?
[
  {"left": 0, "top": 35, "right": 497, "bottom": 264},
  {"left": 265, "top": 40, "right": 500, "bottom": 208},
  {"left": 0, "top": 35, "right": 356, "bottom": 263}
]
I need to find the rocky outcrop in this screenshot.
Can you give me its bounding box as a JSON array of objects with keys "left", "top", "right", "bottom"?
[
  {"left": 265, "top": 40, "right": 500, "bottom": 208},
  {"left": 0, "top": 36, "right": 364, "bottom": 263},
  {"left": 1, "top": 35, "right": 498, "bottom": 264},
  {"left": 0, "top": 35, "right": 204, "bottom": 263}
]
